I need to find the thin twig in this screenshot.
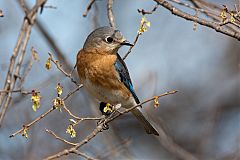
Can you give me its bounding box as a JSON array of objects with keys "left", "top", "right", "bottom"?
[
  {"left": 70, "top": 63, "right": 77, "bottom": 78},
  {"left": 48, "top": 52, "right": 79, "bottom": 86},
  {"left": 62, "top": 85, "right": 83, "bottom": 101},
  {"left": 0, "top": 0, "right": 48, "bottom": 126},
  {"left": 107, "top": 90, "right": 178, "bottom": 122},
  {"left": 137, "top": 4, "right": 159, "bottom": 15},
  {"left": 123, "top": 5, "right": 156, "bottom": 60},
  {"left": 73, "top": 150, "right": 98, "bottom": 160},
  {"left": 9, "top": 107, "right": 55, "bottom": 138},
  {"left": 122, "top": 32, "right": 141, "bottom": 60},
  {"left": 92, "top": 2, "right": 100, "bottom": 28},
  {"left": 9, "top": 85, "right": 82, "bottom": 138},
  {"left": 18, "top": 48, "right": 35, "bottom": 89},
  {"left": 0, "top": 89, "right": 36, "bottom": 95},
  {"left": 83, "top": 0, "right": 96, "bottom": 17},
  {"left": 191, "top": 0, "right": 239, "bottom": 33},
  {"left": 44, "top": 90, "right": 178, "bottom": 160},
  {"left": 43, "top": 5, "right": 57, "bottom": 10},
  {"left": 107, "top": 0, "right": 116, "bottom": 28},
  {"left": 17, "top": 0, "right": 75, "bottom": 79},
  {"left": 62, "top": 104, "right": 101, "bottom": 121},
  {"left": 45, "top": 129, "right": 77, "bottom": 146},
  {"left": 154, "top": 0, "right": 240, "bottom": 40}
]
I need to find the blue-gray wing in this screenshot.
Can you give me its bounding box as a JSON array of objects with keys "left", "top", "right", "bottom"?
[{"left": 114, "top": 53, "right": 140, "bottom": 104}]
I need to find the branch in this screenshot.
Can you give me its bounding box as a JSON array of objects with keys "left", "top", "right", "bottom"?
[
  {"left": 17, "top": 0, "right": 75, "bottom": 79},
  {"left": 48, "top": 52, "right": 79, "bottom": 86},
  {"left": 73, "top": 150, "right": 98, "bottom": 160},
  {"left": 0, "top": 89, "right": 36, "bottom": 95},
  {"left": 191, "top": 0, "right": 240, "bottom": 32},
  {"left": 44, "top": 131, "right": 98, "bottom": 160},
  {"left": 107, "top": 0, "right": 116, "bottom": 28},
  {"left": 44, "top": 90, "right": 180, "bottom": 160},
  {"left": 123, "top": 5, "right": 156, "bottom": 60},
  {"left": 122, "top": 32, "right": 141, "bottom": 60},
  {"left": 62, "top": 103, "right": 102, "bottom": 121},
  {"left": 137, "top": 4, "right": 159, "bottom": 15},
  {"left": 45, "top": 129, "right": 77, "bottom": 146},
  {"left": 0, "top": 0, "right": 48, "bottom": 126},
  {"left": 154, "top": 0, "right": 240, "bottom": 40},
  {"left": 83, "top": 0, "right": 96, "bottom": 17},
  {"left": 9, "top": 107, "right": 55, "bottom": 138},
  {"left": 9, "top": 85, "right": 82, "bottom": 138},
  {"left": 18, "top": 47, "right": 36, "bottom": 89}
]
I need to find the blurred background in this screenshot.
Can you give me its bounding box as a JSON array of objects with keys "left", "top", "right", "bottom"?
[{"left": 0, "top": 0, "right": 239, "bottom": 159}]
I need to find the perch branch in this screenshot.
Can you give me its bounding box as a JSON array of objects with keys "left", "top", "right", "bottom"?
[{"left": 44, "top": 90, "right": 180, "bottom": 160}]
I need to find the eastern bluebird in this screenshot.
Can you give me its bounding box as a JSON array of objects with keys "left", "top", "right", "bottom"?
[{"left": 77, "top": 26, "right": 159, "bottom": 136}]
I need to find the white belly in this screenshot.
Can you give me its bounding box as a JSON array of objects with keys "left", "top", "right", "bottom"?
[{"left": 83, "top": 79, "right": 136, "bottom": 108}]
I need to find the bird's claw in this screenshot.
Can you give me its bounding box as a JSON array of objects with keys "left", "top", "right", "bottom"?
[
  {"left": 102, "top": 122, "right": 109, "bottom": 130},
  {"left": 97, "top": 119, "right": 109, "bottom": 131},
  {"left": 97, "top": 118, "right": 104, "bottom": 126}
]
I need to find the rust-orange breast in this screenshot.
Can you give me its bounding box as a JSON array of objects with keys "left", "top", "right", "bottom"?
[{"left": 76, "top": 49, "right": 131, "bottom": 98}]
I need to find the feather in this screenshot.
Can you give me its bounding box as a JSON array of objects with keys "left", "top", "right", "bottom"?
[
  {"left": 114, "top": 53, "right": 140, "bottom": 104},
  {"left": 131, "top": 107, "right": 159, "bottom": 136}
]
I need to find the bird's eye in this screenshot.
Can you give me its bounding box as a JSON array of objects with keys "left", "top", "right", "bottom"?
[{"left": 105, "top": 36, "right": 113, "bottom": 43}]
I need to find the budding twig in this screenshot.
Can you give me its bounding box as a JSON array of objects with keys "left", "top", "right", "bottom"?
[
  {"left": 44, "top": 90, "right": 178, "bottom": 160},
  {"left": 9, "top": 85, "right": 82, "bottom": 138},
  {"left": 45, "top": 129, "right": 78, "bottom": 146},
  {"left": 48, "top": 52, "right": 79, "bottom": 86}
]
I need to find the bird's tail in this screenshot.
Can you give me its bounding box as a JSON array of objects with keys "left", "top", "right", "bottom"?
[{"left": 131, "top": 107, "right": 159, "bottom": 136}]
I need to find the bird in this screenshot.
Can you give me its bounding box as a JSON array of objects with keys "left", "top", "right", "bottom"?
[{"left": 76, "top": 26, "right": 159, "bottom": 136}]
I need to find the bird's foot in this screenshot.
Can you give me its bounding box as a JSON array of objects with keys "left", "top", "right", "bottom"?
[
  {"left": 97, "top": 118, "right": 109, "bottom": 131},
  {"left": 97, "top": 103, "right": 122, "bottom": 131},
  {"left": 102, "top": 122, "right": 109, "bottom": 130},
  {"left": 97, "top": 118, "right": 104, "bottom": 126}
]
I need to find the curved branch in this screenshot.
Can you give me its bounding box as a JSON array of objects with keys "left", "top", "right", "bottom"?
[{"left": 154, "top": 0, "right": 240, "bottom": 40}]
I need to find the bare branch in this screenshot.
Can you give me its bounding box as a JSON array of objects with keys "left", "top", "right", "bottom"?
[
  {"left": 48, "top": 52, "right": 79, "bottom": 86},
  {"left": 18, "top": 47, "right": 36, "bottom": 89},
  {"left": 45, "top": 129, "right": 77, "bottom": 146},
  {"left": 191, "top": 0, "right": 240, "bottom": 31},
  {"left": 154, "top": 0, "right": 240, "bottom": 40},
  {"left": 9, "top": 85, "right": 82, "bottom": 138},
  {"left": 122, "top": 32, "right": 141, "bottom": 60},
  {"left": 44, "top": 90, "right": 180, "bottom": 160},
  {"left": 62, "top": 103, "right": 102, "bottom": 121},
  {"left": 73, "top": 150, "right": 98, "bottom": 160},
  {"left": 123, "top": 5, "right": 156, "bottom": 60},
  {"left": 9, "top": 107, "right": 55, "bottom": 138},
  {"left": 0, "top": 0, "right": 48, "bottom": 126},
  {"left": 0, "top": 89, "right": 35, "bottom": 95},
  {"left": 83, "top": 0, "right": 96, "bottom": 17},
  {"left": 107, "top": 0, "right": 116, "bottom": 29},
  {"left": 137, "top": 4, "right": 159, "bottom": 15}
]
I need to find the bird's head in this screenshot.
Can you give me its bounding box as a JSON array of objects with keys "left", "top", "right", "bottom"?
[{"left": 83, "top": 26, "right": 133, "bottom": 54}]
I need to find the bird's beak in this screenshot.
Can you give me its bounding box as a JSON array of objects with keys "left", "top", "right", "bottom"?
[{"left": 120, "top": 40, "right": 133, "bottom": 46}]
